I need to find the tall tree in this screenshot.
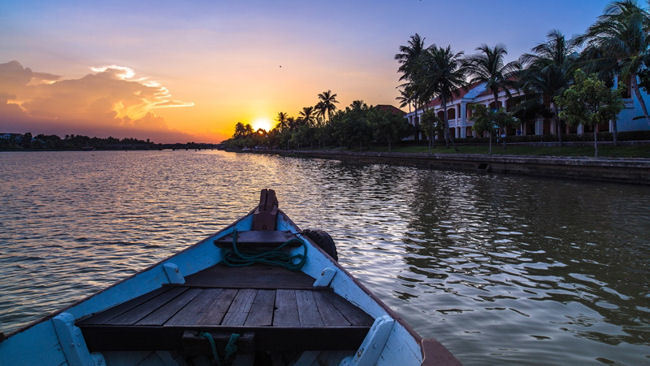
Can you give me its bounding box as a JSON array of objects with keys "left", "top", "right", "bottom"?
[
  {"left": 396, "top": 87, "right": 414, "bottom": 115},
  {"left": 315, "top": 90, "right": 339, "bottom": 123},
  {"left": 396, "top": 87, "right": 417, "bottom": 139},
  {"left": 395, "top": 33, "right": 427, "bottom": 83},
  {"left": 349, "top": 100, "right": 368, "bottom": 111},
  {"left": 233, "top": 122, "right": 247, "bottom": 138},
  {"left": 276, "top": 112, "right": 289, "bottom": 131},
  {"left": 395, "top": 34, "right": 427, "bottom": 142},
  {"left": 576, "top": 0, "right": 650, "bottom": 124},
  {"left": 417, "top": 45, "right": 468, "bottom": 147},
  {"left": 520, "top": 30, "right": 578, "bottom": 145},
  {"left": 466, "top": 44, "right": 520, "bottom": 109},
  {"left": 465, "top": 44, "right": 520, "bottom": 145},
  {"left": 298, "top": 106, "right": 316, "bottom": 127},
  {"left": 420, "top": 109, "right": 442, "bottom": 153}
]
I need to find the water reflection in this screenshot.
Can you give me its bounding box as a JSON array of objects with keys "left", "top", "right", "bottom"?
[
  {"left": 400, "top": 172, "right": 649, "bottom": 364},
  {"left": 0, "top": 150, "right": 648, "bottom": 365}
]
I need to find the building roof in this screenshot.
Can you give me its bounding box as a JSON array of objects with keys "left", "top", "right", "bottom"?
[
  {"left": 375, "top": 104, "right": 406, "bottom": 115},
  {"left": 424, "top": 82, "right": 483, "bottom": 108},
  {"left": 405, "top": 80, "right": 521, "bottom": 116},
  {"left": 475, "top": 76, "right": 518, "bottom": 98}
]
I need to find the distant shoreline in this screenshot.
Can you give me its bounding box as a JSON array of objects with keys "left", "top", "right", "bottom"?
[
  {"left": 0, "top": 132, "right": 221, "bottom": 151},
  {"left": 0, "top": 146, "right": 220, "bottom": 152}
]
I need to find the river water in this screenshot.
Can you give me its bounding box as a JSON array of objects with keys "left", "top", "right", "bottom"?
[{"left": 0, "top": 150, "right": 648, "bottom": 365}]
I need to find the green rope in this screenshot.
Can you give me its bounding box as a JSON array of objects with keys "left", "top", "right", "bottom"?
[
  {"left": 199, "top": 332, "right": 241, "bottom": 365},
  {"left": 200, "top": 332, "right": 222, "bottom": 366},
  {"left": 224, "top": 333, "right": 240, "bottom": 361},
  {"left": 220, "top": 230, "right": 307, "bottom": 271}
]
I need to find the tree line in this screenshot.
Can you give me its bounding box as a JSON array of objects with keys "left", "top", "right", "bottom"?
[
  {"left": 397, "top": 0, "right": 648, "bottom": 156},
  {"left": 223, "top": 91, "right": 411, "bottom": 151},
  {"left": 0, "top": 133, "right": 218, "bottom": 151}
]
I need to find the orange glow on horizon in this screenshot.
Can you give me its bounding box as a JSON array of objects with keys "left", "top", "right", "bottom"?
[
  {"left": 2, "top": 44, "right": 400, "bottom": 143},
  {"left": 251, "top": 117, "right": 273, "bottom": 132}
]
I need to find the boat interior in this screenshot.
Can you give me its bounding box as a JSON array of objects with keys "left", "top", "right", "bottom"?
[
  {"left": 76, "top": 243, "right": 374, "bottom": 365},
  {"left": 0, "top": 189, "right": 455, "bottom": 366}
]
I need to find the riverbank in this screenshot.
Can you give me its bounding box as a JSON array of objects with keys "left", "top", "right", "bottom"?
[
  {"left": 370, "top": 141, "right": 650, "bottom": 158},
  {"left": 249, "top": 149, "right": 650, "bottom": 185}
]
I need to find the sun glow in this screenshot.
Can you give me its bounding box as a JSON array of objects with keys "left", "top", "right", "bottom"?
[{"left": 252, "top": 117, "right": 272, "bottom": 132}]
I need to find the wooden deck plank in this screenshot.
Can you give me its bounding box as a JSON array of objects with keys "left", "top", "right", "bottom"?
[
  {"left": 184, "top": 264, "right": 314, "bottom": 289},
  {"left": 137, "top": 288, "right": 202, "bottom": 326},
  {"left": 165, "top": 289, "right": 221, "bottom": 326},
  {"left": 79, "top": 287, "right": 169, "bottom": 325},
  {"left": 326, "top": 293, "right": 373, "bottom": 326},
  {"left": 273, "top": 290, "right": 299, "bottom": 327},
  {"left": 221, "top": 289, "right": 257, "bottom": 326},
  {"left": 109, "top": 287, "right": 187, "bottom": 325},
  {"left": 197, "top": 289, "right": 238, "bottom": 326},
  {"left": 244, "top": 290, "right": 276, "bottom": 326},
  {"left": 312, "top": 291, "right": 351, "bottom": 326},
  {"left": 295, "top": 290, "right": 324, "bottom": 327}
]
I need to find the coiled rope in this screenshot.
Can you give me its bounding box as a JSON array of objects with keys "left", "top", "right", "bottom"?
[{"left": 220, "top": 230, "right": 307, "bottom": 271}]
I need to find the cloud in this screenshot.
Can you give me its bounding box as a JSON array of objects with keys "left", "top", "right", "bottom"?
[
  {"left": 0, "top": 61, "right": 195, "bottom": 142},
  {"left": 0, "top": 60, "right": 60, "bottom": 90}
]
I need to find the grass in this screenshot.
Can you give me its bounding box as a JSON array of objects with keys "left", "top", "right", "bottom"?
[{"left": 368, "top": 143, "right": 650, "bottom": 158}]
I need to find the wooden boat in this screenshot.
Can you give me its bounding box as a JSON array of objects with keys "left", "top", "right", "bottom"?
[{"left": 0, "top": 189, "right": 459, "bottom": 366}]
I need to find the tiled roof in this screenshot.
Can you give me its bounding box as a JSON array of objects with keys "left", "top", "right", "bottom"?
[
  {"left": 424, "top": 82, "right": 483, "bottom": 108},
  {"left": 375, "top": 104, "right": 406, "bottom": 115}
]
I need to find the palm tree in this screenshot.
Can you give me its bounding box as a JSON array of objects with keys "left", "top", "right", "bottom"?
[
  {"left": 315, "top": 90, "right": 339, "bottom": 123},
  {"left": 417, "top": 45, "right": 468, "bottom": 147},
  {"left": 420, "top": 109, "right": 441, "bottom": 153},
  {"left": 576, "top": 0, "right": 650, "bottom": 123},
  {"left": 396, "top": 87, "right": 417, "bottom": 139},
  {"left": 298, "top": 106, "right": 316, "bottom": 127},
  {"left": 234, "top": 122, "right": 246, "bottom": 138},
  {"left": 395, "top": 34, "right": 427, "bottom": 142},
  {"left": 349, "top": 100, "right": 368, "bottom": 111},
  {"left": 395, "top": 33, "right": 427, "bottom": 83},
  {"left": 465, "top": 44, "right": 520, "bottom": 147},
  {"left": 466, "top": 44, "right": 520, "bottom": 109},
  {"left": 396, "top": 87, "right": 413, "bottom": 114},
  {"left": 276, "top": 112, "right": 289, "bottom": 131},
  {"left": 314, "top": 102, "right": 325, "bottom": 125},
  {"left": 520, "top": 30, "right": 578, "bottom": 144}
]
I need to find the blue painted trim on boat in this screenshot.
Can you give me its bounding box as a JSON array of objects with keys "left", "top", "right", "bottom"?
[{"left": 0, "top": 321, "right": 67, "bottom": 366}]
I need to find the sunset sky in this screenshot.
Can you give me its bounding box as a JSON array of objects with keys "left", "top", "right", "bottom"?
[{"left": 1, "top": 0, "right": 611, "bottom": 143}]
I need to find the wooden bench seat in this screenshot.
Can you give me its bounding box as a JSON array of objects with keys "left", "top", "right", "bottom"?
[{"left": 77, "top": 265, "right": 374, "bottom": 352}]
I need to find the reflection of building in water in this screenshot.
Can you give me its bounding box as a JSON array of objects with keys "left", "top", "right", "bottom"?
[{"left": 404, "top": 78, "right": 650, "bottom": 140}]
